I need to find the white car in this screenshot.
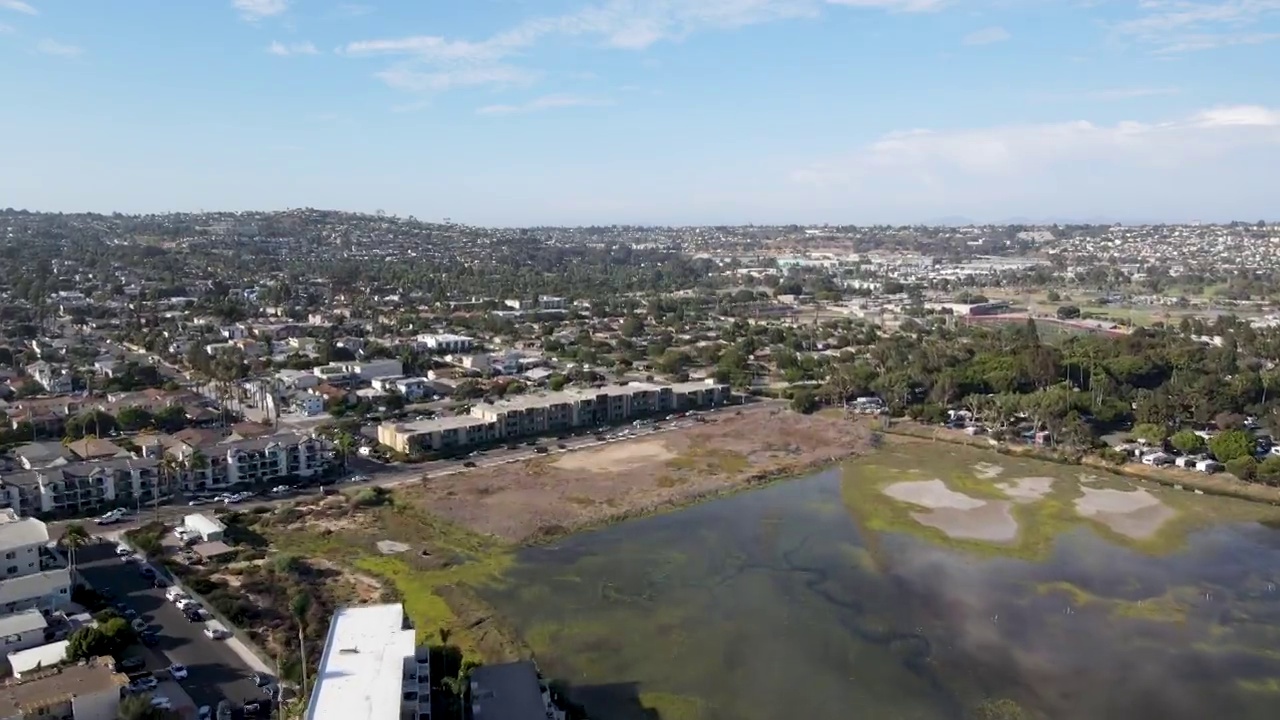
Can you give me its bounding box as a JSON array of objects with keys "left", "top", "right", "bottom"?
[
  {"left": 115, "top": 545, "right": 131, "bottom": 557},
  {"left": 151, "top": 697, "right": 172, "bottom": 710},
  {"left": 204, "top": 626, "right": 230, "bottom": 640},
  {"left": 197, "top": 706, "right": 212, "bottom": 720},
  {"left": 168, "top": 663, "right": 188, "bottom": 680}
]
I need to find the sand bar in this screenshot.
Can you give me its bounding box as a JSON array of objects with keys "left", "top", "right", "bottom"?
[
  {"left": 883, "top": 479, "right": 988, "bottom": 510},
  {"left": 996, "top": 476, "right": 1055, "bottom": 503},
  {"left": 1075, "top": 487, "right": 1176, "bottom": 539}
]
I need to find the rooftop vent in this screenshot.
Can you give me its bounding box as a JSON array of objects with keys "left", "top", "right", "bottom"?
[{"left": 338, "top": 648, "right": 360, "bottom": 655}]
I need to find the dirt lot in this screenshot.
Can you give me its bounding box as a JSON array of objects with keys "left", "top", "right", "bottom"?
[{"left": 396, "top": 406, "right": 873, "bottom": 542}]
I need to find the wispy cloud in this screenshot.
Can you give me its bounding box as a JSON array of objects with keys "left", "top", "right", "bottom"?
[
  {"left": 0, "top": 0, "right": 36, "bottom": 15},
  {"left": 792, "top": 105, "right": 1280, "bottom": 192},
  {"left": 232, "top": 0, "right": 288, "bottom": 21},
  {"left": 267, "top": 40, "right": 318, "bottom": 56},
  {"left": 337, "top": 3, "right": 373, "bottom": 17},
  {"left": 477, "top": 94, "right": 613, "bottom": 115},
  {"left": 375, "top": 65, "right": 539, "bottom": 93},
  {"left": 37, "top": 39, "right": 82, "bottom": 57},
  {"left": 342, "top": 0, "right": 939, "bottom": 96},
  {"left": 0, "top": 22, "right": 13, "bottom": 33},
  {"left": 1113, "top": 0, "right": 1280, "bottom": 54},
  {"left": 962, "top": 26, "right": 1010, "bottom": 45}
]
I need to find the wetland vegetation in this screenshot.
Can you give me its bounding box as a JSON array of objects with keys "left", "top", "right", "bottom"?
[{"left": 483, "top": 441, "right": 1280, "bottom": 720}]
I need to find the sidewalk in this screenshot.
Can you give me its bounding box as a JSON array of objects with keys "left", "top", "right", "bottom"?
[{"left": 223, "top": 635, "right": 273, "bottom": 675}]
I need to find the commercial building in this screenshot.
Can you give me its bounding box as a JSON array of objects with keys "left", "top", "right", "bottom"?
[
  {"left": 377, "top": 381, "right": 729, "bottom": 455},
  {"left": 470, "top": 661, "right": 565, "bottom": 720},
  {"left": 417, "top": 334, "right": 474, "bottom": 354},
  {"left": 304, "top": 603, "right": 428, "bottom": 720},
  {"left": 0, "top": 657, "right": 126, "bottom": 720}
]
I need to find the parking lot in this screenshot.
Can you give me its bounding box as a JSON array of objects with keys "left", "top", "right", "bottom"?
[{"left": 76, "top": 542, "right": 271, "bottom": 714}]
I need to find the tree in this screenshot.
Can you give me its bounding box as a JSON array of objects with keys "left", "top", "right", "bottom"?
[
  {"left": 1056, "top": 305, "right": 1082, "bottom": 320},
  {"left": 60, "top": 523, "right": 90, "bottom": 572},
  {"left": 116, "top": 406, "right": 154, "bottom": 432},
  {"left": 619, "top": 316, "right": 644, "bottom": 338},
  {"left": 1226, "top": 456, "right": 1258, "bottom": 482},
  {"left": 1209, "top": 429, "right": 1255, "bottom": 463},
  {"left": 1169, "top": 430, "right": 1206, "bottom": 455},
  {"left": 1131, "top": 423, "right": 1169, "bottom": 444},
  {"left": 66, "top": 618, "right": 135, "bottom": 661},
  {"left": 118, "top": 693, "right": 178, "bottom": 720},
  {"left": 790, "top": 388, "right": 819, "bottom": 414},
  {"left": 333, "top": 432, "right": 357, "bottom": 473},
  {"left": 1045, "top": 290, "right": 1061, "bottom": 302},
  {"left": 1257, "top": 455, "right": 1280, "bottom": 486},
  {"left": 547, "top": 374, "right": 568, "bottom": 391}
]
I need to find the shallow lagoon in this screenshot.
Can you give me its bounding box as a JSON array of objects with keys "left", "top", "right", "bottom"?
[{"left": 483, "top": 443, "right": 1280, "bottom": 720}]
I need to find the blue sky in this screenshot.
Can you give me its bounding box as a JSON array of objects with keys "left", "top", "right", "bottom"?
[{"left": 1, "top": 0, "right": 1277, "bottom": 225}]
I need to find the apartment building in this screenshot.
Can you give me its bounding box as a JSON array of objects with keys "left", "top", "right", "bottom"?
[
  {"left": 378, "top": 381, "right": 730, "bottom": 455},
  {"left": 170, "top": 433, "right": 328, "bottom": 492},
  {"left": 304, "top": 603, "right": 429, "bottom": 720},
  {"left": 0, "top": 657, "right": 125, "bottom": 720},
  {"left": 0, "top": 459, "right": 160, "bottom": 518},
  {"left": 0, "top": 511, "right": 69, "bottom": 616},
  {"left": 0, "top": 515, "right": 47, "bottom": 582}
]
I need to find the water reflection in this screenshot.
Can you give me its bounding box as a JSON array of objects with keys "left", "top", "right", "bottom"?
[{"left": 484, "top": 468, "right": 1280, "bottom": 720}]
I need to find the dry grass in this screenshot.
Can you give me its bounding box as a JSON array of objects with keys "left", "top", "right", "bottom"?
[{"left": 396, "top": 405, "right": 874, "bottom": 542}]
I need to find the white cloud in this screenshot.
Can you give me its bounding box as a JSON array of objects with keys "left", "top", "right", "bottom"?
[
  {"left": 0, "top": 0, "right": 36, "bottom": 15},
  {"left": 36, "top": 39, "right": 81, "bottom": 57},
  {"left": 232, "top": 0, "right": 288, "bottom": 21},
  {"left": 267, "top": 40, "right": 318, "bottom": 56},
  {"left": 962, "top": 25, "right": 1010, "bottom": 45},
  {"left": 341, "top": 0, "right": 937, "bottom": 96},
  {"left": 337, "top": 3, "right": 373, "bottom": 17},
  {"left": 374, "top": 65, "right": 539, "bottom": 93},
  {"left": 0, "top": 22, "right": 13, "bottom": 33},
  {"left": 791, "top": 106, "right": 1280, "bottom": 219},
  {"left": 1113, "top": 0, "right": 1280, "bottom": 53},
  {"left": 477, "top": 94, "right": 613, "bottom": 115}
]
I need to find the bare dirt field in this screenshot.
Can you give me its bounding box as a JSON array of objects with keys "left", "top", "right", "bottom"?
[{"left": 397, "top": 406, "right": 873, "bottom": 542}]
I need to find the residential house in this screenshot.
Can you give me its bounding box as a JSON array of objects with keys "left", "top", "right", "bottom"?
[
  {"left": 23, "top": 363, "right": 72, "bottom": 396},
  {"left": 63, "top": 439, "right": 128, "bottom": 463},
  {"left": 0, "top": 459, "right": 160, "bottom": 518},
  {"left": 291, "top": 392, "right": 325, "bottom": 417},
  {"left": 10, "top": 445, "right": 73, "bottom": 472},
  {"left": 0, "top": 656, "right": 126, "bottom": 720}
]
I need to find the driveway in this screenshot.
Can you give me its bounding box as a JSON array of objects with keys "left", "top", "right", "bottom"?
[{"left": 76, "top": 542, "right": 271, "bottom": 711}]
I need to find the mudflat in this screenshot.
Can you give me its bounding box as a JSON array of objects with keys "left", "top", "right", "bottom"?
[{"left": 397, "top": 406, "right": 873, "bottom": 542}]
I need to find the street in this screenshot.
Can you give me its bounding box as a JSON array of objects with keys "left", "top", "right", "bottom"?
[{"left": 76, "top": 542, "right": 268, "bottom": 712}]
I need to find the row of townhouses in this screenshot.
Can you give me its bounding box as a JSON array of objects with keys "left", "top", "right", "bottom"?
[
  {"left": 378, "top": 380, "right": 730, "bottom": 454},
  {"left": 0, "top": 433, "right": 330, "bottom": 519}
]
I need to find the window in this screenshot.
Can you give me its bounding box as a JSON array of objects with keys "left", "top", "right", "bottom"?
[
  {"left": 4, "top": 552, "right": 13, "bottom": 560},
  {"left": 6, "top": 566, "right": 15, "bottom": 575}
]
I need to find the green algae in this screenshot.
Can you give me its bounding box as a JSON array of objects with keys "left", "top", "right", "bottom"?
[{"left": 841, "top": 441, "right": 1280, "bottom": 562}]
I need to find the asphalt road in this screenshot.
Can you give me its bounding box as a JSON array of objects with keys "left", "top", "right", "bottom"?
[{"left": 76, "top": 542, "right": 269, "bottom": 712}]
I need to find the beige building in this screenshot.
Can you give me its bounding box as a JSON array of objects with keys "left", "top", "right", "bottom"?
[
  {"left": 0, "top": 657, "right": 126, "bottom": 720},
  {"left": 378, "top": 381, "right": 729, "bottom": 455}
]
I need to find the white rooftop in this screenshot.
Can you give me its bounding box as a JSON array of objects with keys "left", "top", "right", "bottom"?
[
  {"left": 305, "top": 604, "right": 418, "bottom": 720},
  {"left": 0, "top": 511, "right": 49, "bottom": 550}
]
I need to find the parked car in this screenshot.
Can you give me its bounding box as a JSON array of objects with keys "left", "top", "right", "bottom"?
[
  {"left": 138, "top": 565, "right": 156, "bottom": 579},
  {"left": 127, "top": 677, "right": 158, "bottom": 693},
  {"left": 115, "top": 657, "right": 146, "bottom": 673},
  {"left": 252, "top": 673, "right": 272, "bottom": 688},
  {"left": 131, "top": 618, "right": 147, "bottom": 633},
  {"left": 216, "top": 701, "right": 234, "bottom": 720},
  {"left": 242, "top": 699, "right": 271, "bottom": 716},
  {"left": 168, "top": 663, "right": 188, "bottom": 680},
  {"left": 140, "top": 632, "right": 159, "bottom": 647},
  {"left": 204, "top": 624, "right": 230, "bottom": 640},
  {"left": 197, "top": 706, "right": 212, "bottom": 720},
  {"left": 115, "top": 545, "right": 131, "bottom": 557}
]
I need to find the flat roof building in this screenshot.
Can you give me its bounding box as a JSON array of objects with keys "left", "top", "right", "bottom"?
[
  {"left": 305, "top": 604, "right": 428, "bottom": 720},
  {"left": 470, "top": 661, "right": 564, "bottom": 720}
]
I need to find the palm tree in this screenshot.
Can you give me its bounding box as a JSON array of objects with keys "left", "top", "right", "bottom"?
[
  {"left": 60, "top": 522, "right": 90, "bottom": 576},
  {"left": 333, "top": 432, "right": 356, "bottom": 475},
  {"left": 157, "top": 455, "right": 180, "bottom": 520},
  {"left": 184, "top": 449, "right": 210, "bottom": 492}
]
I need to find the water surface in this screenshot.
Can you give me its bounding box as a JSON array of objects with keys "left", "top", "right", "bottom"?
[{"left": 484, "top": 450, "right": 1280, "bottom": 720}]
